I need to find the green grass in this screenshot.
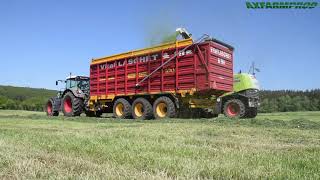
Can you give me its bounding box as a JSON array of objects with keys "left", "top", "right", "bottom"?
[{"left": 0, "top": 110, "right": 319, "bottom": 179}]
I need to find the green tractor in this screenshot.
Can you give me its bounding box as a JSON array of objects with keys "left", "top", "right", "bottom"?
[
  {"left": 45, "top": 75, "right": 95, "bottom": 117},
  {"left": 216, "top": 73, "right": 260, "bottom": 118}
]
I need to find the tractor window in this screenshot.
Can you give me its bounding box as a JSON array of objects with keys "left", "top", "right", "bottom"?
[
  {"left": 66, "top": 79, "right": 77, "bottom": 89},
  {"left": 78, "top": 80, "right": 89, "bottom": 91}
]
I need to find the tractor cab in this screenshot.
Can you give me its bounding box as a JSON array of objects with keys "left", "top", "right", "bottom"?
[
  {"left": 56, "top": 76, "right": 90, "bottom": 94},
  {"left": 64, "top": 76, "right": 90, "bottom": 93}
]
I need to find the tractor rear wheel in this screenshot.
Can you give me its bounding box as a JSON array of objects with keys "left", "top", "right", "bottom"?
[
  {"left": 62, "top": 92, "right": 83, "bottom": 117},
  {"left": 153, "top": 96, "right": 176, "bottom": 119},
  {"left": 113, "top": 98, "right": 132, "bottom": 119},
  {"left": 46, "top": 98, "right": 59, "bottom": 116},
  {"left": 132, "top": 98, "right": 153, "bottom": 120},
  {"left": 223, "top": 99, "right": 245, "bottom": 118}
]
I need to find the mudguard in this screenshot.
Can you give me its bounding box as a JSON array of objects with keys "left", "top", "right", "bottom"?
[{"left": 62, "top": 89, "right": 86, "bottom": 99}]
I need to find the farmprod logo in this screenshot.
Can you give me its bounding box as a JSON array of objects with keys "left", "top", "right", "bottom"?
[{"left": 246, "top": 1, "right": 318, "bottom": 9}]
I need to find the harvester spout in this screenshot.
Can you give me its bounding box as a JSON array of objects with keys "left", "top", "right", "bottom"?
[{"left": 176, "top": 27, "right": 192, "bottom": 39}]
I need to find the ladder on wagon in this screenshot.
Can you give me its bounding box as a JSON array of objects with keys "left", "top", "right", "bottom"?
[{"left": 135, "top": 34, "right": 210, "bottom": 87}]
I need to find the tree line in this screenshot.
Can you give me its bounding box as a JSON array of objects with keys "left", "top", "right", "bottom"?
[
  {"left": 0, "top": 85, "right": 319, "bottom": 113},
  {"left": 259, "top": 89, "right": 320, "bottom": 113},
  {"left": 0, "top": 85, "right": 56, "bottom": 111}
]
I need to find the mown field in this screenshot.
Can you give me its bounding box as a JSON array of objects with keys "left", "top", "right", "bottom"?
[{"left": 0, "top": 110, "right": 319, "bottom": 179}]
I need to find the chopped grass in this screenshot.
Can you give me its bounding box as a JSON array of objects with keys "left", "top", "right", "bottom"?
[{"left": 0, "top": 110, "right": 319, "bottom": 179}]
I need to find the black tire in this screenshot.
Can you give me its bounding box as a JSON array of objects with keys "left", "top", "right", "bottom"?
[
  {"left": 177, "top": 106, "right": 193, "bottom": 118},
  {"left": 245, "top": 107, "right": 258, "bottom": 118},
  {"left": 85, "top": 110, "right": 103, "bottom": 117},
  {"left": 223, "top": 99, "right": 245, "bottom": 118},
  {"left": 132, "top": 98, "right": 153, "bottom": 120},
  {"left": 199, "top": 108, "right": 218, "bottom": 118},
  {"left": 46, "top": 98, "right": 59, "bottom": 116},
  {"left": 113, "top": 98, "right": 132, "bottom": 119},
  {"left": 95, "top": 111, "right": 103, "bottom": 117},
  {"left": 62, "top": 92, "right": 83, "bottom": 117},
  {"left": 85, "top": 111, "right": 95, "bottom": 117},
  {"left": 52, "top": 111, "right": 59, "bottom": 116},
  {"left": 153, "top": 96, "right": 176, "bottom": 119}
]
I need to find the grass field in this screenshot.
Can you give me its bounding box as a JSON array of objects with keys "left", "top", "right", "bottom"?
[{"left": 0, "top": 110, "right": 319, "bottom": 179}]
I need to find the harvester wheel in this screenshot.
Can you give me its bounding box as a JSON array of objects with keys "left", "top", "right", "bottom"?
[
  {"left": 113, "top": 98, "right": 132, "bottom": 119},
  {"left": 132, "top": 98, "right": 153, "bottom": 120},
  {"left": 223, "top": 99, "right": 245, "bottom": 118},
  {"left": 62, "top": 92, "right": 83, "bottom": 117},
  {"left": 153, "top": 96, "right": 176, "bottom": 119},
  {"left": 46, "top": 98, "right": 59, "bottom": 116}
]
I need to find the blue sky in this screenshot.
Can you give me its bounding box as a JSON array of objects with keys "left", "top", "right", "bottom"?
[{"left": 0, "top": 0, "right": 319, "bottom": 90}]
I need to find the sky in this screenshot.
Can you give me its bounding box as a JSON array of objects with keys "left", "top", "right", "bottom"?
[{"left": 0, "top": 0, "right": 319, "bottom": 90}]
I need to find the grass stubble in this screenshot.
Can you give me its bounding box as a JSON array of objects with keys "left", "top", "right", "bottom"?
[{"left": 0, "top": 110, "right": 319, "bottom": 179}]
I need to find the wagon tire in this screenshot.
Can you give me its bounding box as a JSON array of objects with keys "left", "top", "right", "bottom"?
[
  {"left": 132, "top": 98, "right": 153, "bottom": 120},
  {"left": 113, "top": 98, "right": 132, "bottom": 119},
  {"left": 223, "top": 99, "right": 245, "bottom": 118},
  {"left": 153, "top": 96, "right": 176, "bottom": 119},
  {"left": 62, "top": 92, "right": 83, "bottom": 117}
]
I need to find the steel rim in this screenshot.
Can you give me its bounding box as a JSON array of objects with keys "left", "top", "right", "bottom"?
[
  {"left": 64, "top": 97, "right": 72, "bottom": 113},
  {"left": 156, "top": 102, "right": 167, "bottom": 118},
  {"left": 227, "top": 103, "right": 239, "bottom": 117},
  {"left": 134, "top": 103, "right": 144, "bottom": 117},
  {"left": 47, "top": 102, "right": 52, "bottom": 114},
  {"left": 115, "top": 103, "right": 124, "bottom": 117}
]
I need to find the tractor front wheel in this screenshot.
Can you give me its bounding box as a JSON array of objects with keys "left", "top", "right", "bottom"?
[
  {"left": 62, "top": 92, "right": 83, "bottom": 117},
  {"left": 46, "top": 98, "right": 59, "bottom": 116}
]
